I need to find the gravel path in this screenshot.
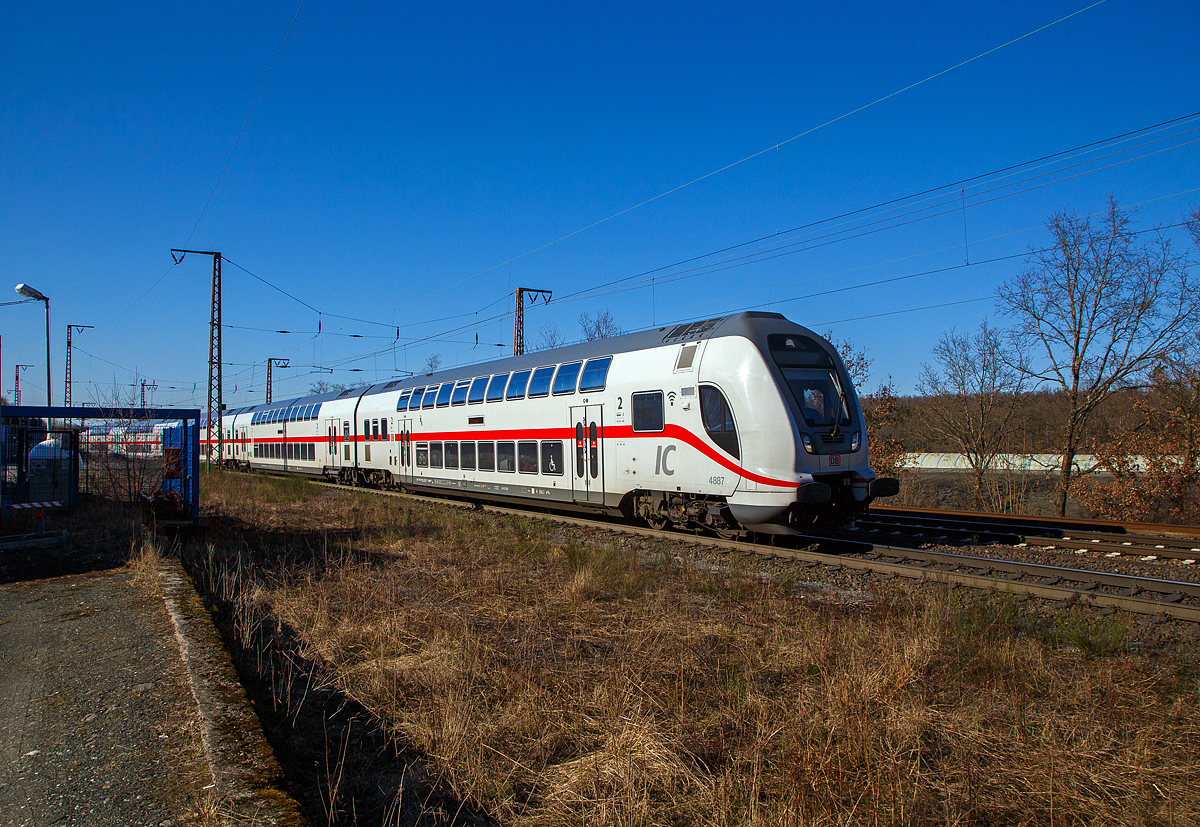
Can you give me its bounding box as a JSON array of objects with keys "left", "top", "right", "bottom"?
[{"left": 0, "top": 567, "right": 215, "bottom": 826}]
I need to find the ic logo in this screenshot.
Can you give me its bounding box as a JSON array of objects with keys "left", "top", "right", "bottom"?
[{"left": 655, "top": 444, "right": 676, "bottom": 475}]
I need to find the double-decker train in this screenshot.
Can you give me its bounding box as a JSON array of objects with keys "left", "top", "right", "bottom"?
[{"left": 207, "top": 312, "right": 897, "bottom": 534}]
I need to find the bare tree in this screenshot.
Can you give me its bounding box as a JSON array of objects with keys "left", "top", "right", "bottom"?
[
  {"left": 916, "top": 320, "right": 1030, "bottom": 509},
  {"left": 422, "top": 353, "right": 442, "bottom": 374},
  {"left": 579, "top": 310, "right": 623, "bottom": 341},
  {"left": 997, "top": 197, "right": 1197, "bottom": 515},
  {"left": 534, "top": 320, "right": 566, "bottom": 351},
  {"left": 833, "top": 337, "right": 907, "bottom": 479},
  {"left": 309, "top": 380, "right": 351, "bottom": 394}
]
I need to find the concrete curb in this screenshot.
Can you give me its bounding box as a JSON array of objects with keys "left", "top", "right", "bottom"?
[{"left": 159, "top": 558, "right": 307, "bottom": 826}]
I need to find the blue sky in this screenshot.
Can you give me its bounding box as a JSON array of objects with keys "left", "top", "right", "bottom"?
[{"left": 2, "top": 1, "right": 1197, "bottom": 409}]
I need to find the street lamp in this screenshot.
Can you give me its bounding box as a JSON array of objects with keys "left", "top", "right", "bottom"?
[{"left": 15, "top": 283, "right": 51, "bottom": 406}]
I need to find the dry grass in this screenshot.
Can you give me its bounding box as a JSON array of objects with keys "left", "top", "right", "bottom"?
[{"left": 197, "top": 471, "right": 1200, "bottom": 826}]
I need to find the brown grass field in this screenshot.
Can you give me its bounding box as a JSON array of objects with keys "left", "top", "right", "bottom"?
[{"left": 193, "top": 471, "right": 1199, "bottom": 826}]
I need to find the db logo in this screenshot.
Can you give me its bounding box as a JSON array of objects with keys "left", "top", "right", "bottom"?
[{"left": 828, "top": 455, "right": 842, "bottom": 467}]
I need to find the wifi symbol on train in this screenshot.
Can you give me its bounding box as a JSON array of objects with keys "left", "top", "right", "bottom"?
[{"left": 667, "top": 391, "right": 677, "bottom": 406}]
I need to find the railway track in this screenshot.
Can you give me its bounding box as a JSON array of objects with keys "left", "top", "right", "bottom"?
[
  {"left": 314, "top": 481, "right": 1200, "bottom": 623},
  {"left": 861, "top": 506, "right": 1200, "bottom": 563}
]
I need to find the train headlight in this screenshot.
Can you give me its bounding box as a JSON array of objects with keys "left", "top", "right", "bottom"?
[
  {"left": 850, "top": 430, "right": 861, "bottom": 452},
  {"left": 800, "top": 433, "right": 814, "bottom": 454}
]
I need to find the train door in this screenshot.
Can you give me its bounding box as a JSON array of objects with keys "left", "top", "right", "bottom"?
[
  {"left": 570, "top": 405, "right": 605, "bottom": 504},
  {"left": 324, "top": 417, "right": 340, "bottom": 471},
  {"left": 399, "top": 417, "right": 414, "bottom": 486}
]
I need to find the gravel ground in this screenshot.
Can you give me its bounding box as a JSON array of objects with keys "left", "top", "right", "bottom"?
[{"left": 0, "top": 567, "right": 216, "bottom": 827}]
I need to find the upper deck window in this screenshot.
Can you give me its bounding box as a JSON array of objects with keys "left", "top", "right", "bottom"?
[
  {"left": 527, "top": 366, "right": 555, "bottom": 398},
  {"left": 552, "top": 362, "right": 582, "bottom": 395},
  {"left": 436, "top": 383, "right": 454, "bottom": 407},
  {"left": 468, "top": 377, "right": 488, "bottom": 404},
  {"left": 451, "top": 381, "right": 470, "bottom": 406},
  {"left": 396, "top": 389, "right": 412, "bottom": 411},
  {"left": 422, "top": 385, "right": 439, "bottom": 409},
  {"left": 486, "top": 374, "right": 508, "bottom": 402},
  {"left": 506, "top": 370, "right": 531, "bottom": 400},
  {"left": 578, "top": 356, "right": 612, "bottom": 392}
]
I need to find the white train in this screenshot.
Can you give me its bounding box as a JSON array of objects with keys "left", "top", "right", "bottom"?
[{"left": 210, "top": 312, "right": 898, "bottom": 533}]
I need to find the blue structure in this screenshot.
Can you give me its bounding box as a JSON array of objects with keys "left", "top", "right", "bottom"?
[{"left": 0, "top": 406, "right": 201, "bottom": 525}]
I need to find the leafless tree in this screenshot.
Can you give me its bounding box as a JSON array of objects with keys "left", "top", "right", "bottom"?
[
  {"left": 997, "top": 197, "right": 1197, "bottom": 515},
  {"left": 832, "top": 336, "right": 908, "bottom": 479},
  {"left": 579, "top": 310, "right": 623, "bottom": 341},
  {"left": 534, "top": 320, "right": 566, "bottom": 351},
  {"left": 916, "top": 320, "right": 1030, "bottom": 509},
  {"left": 309, "top": 380, "right": 351, "bottom": 394},
  {"left": 422, "top": 353, "right": 442, "bottom": 374}
]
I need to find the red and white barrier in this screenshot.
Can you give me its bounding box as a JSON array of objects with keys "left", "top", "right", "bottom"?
[{"left": 7, "top": 501, "right": 63, "bottom": 510}]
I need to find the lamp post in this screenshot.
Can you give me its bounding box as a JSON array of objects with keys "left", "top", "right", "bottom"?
[{"left": 15, "top": 284, "right": 51, "bottom": 406}]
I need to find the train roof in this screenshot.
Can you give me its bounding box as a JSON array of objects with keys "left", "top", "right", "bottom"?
[{"left": 227, "top": 311, "right": 820, "bottom": 416}]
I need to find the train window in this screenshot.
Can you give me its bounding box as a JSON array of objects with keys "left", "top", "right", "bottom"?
[
  {"left": 445, "top": 442, "right": 459, "bottom": 469},
  {"left": 506, "top": 370, "right": 531, "bottom": 400},
  {"left": 397, "top": 390, "right": 412, "bottom": 411},
  {"left": 312, "top": 403, "right": 321, "bottom": 419},
  {"left": 460, "top": 441, "right": 476, "bottom": 470},
  {"left": 497, "top": 441, "right": 516, "bottom": 472},
  {"left": 780, "top": 369, "right": 851, "bottom": 427},
  {"left": 422, "top": 386, "right": 438, "bottom": 409},
  {"left": 416, "top": 443, "right": 429, "bottom": 467},
  {"left": 467, "top": 377, "right": 487, "bottom": 404},
  {"left": 436, "top": 383, "right": 454, "bottom": 407},
  {"left": 579, "top": 356, "right": 612, "bottom": 392},
  {"left": 768, "top": 334, "right": 834, "bottom": 368},
  {"left": 486, "top": 374, "right": 508, "bottom": 402},
  {"left": 478, "top": 441, "right": 495, "bottom": 471},
  {"left": 408, "top": 389, "right": 423, "bottom": 410},
  {"left": 632, "top": 391, "right": 665, "bottom": 432},
  {"left": 343, "top": 421, "right": 350, "bottom": 440},
  {"left": 380, "top": 419, "right": 388, "bottom": 441},
  {"left": 540, "top": 441, "right": 564, "bottom": 475},
  {"left": 451, "top": 381, "right": 470, "bottom": 406},
  {"left": 518, "top": 441, "right": 538, "bottom": 474},
  {"left": 305, "top": 405, "right": 315, "bottom": 420},
  {"left": 372, "top": 420, "right": 380, "bottom": 441},
  {"left": 364, "top": 420, "right": 371, "bottom": 441},
  {"left": 527, "top": 367, "right": 555, "bottom": 398},
  {"left": 430, "top": 441, "right": 443, "bottom": 468},
  {"left": 552, "top": 362, "right": 582, "bottom": 395},
  {"left": 700, "top": 386, "right": 740, "bottom": 459},
  {"left": 675, "top": 344, "right": 697, "bottom": 371}
]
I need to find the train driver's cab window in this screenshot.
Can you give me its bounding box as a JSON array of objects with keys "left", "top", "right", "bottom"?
[
  {"left": 578, "top": 356, "right": 612, "bottom": 392},
  {"left": 700, "top": 386, "right": 740, "bottom": 459},
  {"left": 781, "top": 370, "right": 851, "bottom": 428},
  {"left": 632, "top": 391, "right": 665, "bottom": 432}
]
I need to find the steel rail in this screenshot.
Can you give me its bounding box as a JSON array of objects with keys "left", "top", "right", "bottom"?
[
  {"left": 870, "top": 505, "right": 1200, "bottom": 540},
  {"left": 314, "top": 482, "right": 1200, "bottom": 622}
]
